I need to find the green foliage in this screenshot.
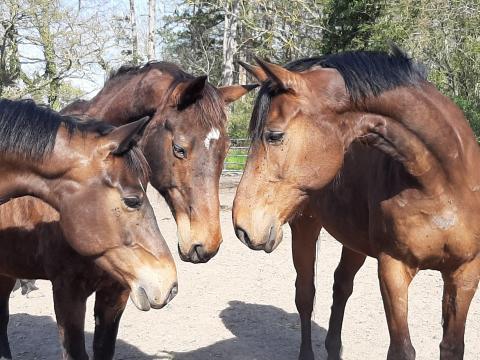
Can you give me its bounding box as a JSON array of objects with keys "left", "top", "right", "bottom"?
[
  {"left": 455, "top": 96, "right": 480, "bottom": 140},
  {"left": 1, "top": 0, "right": 478, "bottom": 141},
  {"left": 236, "top": 0, "right": 324, "bottom": 63},
  {"left": 225, "top": 148, "right": 248, "bottom": 171},
  {"left": 322, "top": 0, "right": 386, "bottom": 53},
  {"left": 161, "top": 1, "right": 224, "bottom": 83},
  {"left": 55, "top": 82, "right": 85, "bottom": 111},
  {"left": 227, "top": 94, "right": 256, "bottom": 139},
  {"left": 368, "top": 0, "right": 480, "bottom": 99},
  {"left": 219, "top": 0, "right": 480, "bottom": 140},
  {"left": 321, "top": 0, "right": 480, "bottom": 138}
]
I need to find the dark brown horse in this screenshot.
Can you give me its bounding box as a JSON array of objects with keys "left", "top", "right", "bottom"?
[
  {"left": 233, "top": 49, "right": 480, "bottom": 360},
  {"left": 62, "top": 62, "right": 255, "bottom": 263},
  {"left": 0, "top": 99, "right": 177, "bottom": 311},
  {"left": 0, "top": 196, "right": 168, "bottom": 359}
]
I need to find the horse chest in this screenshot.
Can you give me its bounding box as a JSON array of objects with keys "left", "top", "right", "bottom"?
[{"left": 373, "top": 196, "right": 479, "bottom": 269}]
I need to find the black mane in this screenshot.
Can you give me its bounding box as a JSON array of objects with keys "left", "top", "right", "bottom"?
[
  {"left": 0, "top": 99, "right": 150, "bottom": 182},
  {"left": 250, "top": 47, "right": 427, "bottom": 138},
  {"left": 106, "top": 61, "right": 226, "bottom": 129},
  {"left": 0, "top": 99, "right": 112, "bottom": 160}
]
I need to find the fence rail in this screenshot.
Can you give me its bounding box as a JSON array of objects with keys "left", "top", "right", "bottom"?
[{"left": 223, "top": 138, "right": 249, "bottom": 173}]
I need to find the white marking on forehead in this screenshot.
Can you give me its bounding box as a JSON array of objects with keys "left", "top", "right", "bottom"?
[{"left": 204, "top": 128, "right": 220, "bottom": 150}]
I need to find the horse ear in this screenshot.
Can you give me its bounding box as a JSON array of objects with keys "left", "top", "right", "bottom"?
[
  {"left": 254, "top": 57, "right": 301, "bottom": 91},
  {"left": 238, "top": 61, "right": 268, "bottom": 83},
  {"left": 175, "top": 75, "right": 208, "bottom": 110},
  {"left": 104, "top": 116, "right": 151, "bottom": 155},
  {"left": 218, "top": 84, "right": 258, "bottom": 104}
]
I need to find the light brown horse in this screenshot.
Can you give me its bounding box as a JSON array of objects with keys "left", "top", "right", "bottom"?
[
  {"left": 62, "top": 62, "right": 255, "bottom": 263},
  {"left": 233, "top": 49, "right": 480, "bottom": 360},
  {"left": 0, "top": 196, "right": 168, "bottom": 359},
  {"left": 0, "top": 99, "right": 177, "bottom": 311}
]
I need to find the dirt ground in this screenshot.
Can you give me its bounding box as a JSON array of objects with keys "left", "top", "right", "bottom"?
[{"left": 8, "top": 174, "right": 480, "bottom": 359}]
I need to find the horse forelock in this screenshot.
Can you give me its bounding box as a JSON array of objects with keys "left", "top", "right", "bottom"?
[
  {"left": 249, "top": 82, "right": 276, "bottom": 140},
  {"left": 123, "top": 146, "right": 151, "bottom": 186},
  {"left": 193, "top": 84, "right": 227, "bottom": 131}
]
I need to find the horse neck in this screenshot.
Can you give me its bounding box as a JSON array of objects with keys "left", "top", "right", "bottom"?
[
  {"left": 0, "top": 159, "right": 59, "bottom": 207},
  {"left": 71, "top": 73, "right": 169, "bottom": 126},
  {"left": 344, "top": 84, "right": 480, "bottom": 193},
  {"left": 0, "top": 128, "right": 78, "bottom": 208}
]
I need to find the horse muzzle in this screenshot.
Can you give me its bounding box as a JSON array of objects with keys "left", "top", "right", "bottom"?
[{"left": 234, "top": 220, "right": 283, "bottom": 253}]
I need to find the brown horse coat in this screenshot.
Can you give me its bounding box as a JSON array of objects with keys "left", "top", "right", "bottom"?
[
  {"left": 62, "top": 62, "right": 256, "bottom": 263},
  {"left": 233, "top": 49, "right": 480, "bottom": 360},
  {"left": 0, "top": 99, "right": 177, "bottom": 312},
  {"left": 0, "top": 197, "right": 132, "bottom": 359}
]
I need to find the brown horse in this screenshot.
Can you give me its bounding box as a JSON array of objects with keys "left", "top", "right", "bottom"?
[
  {"left": 62, "top": 62, "right": 256, "bottom": 263},
  {"left": 0, "top": 99, "right": 177, "bottom": 311},
  {"left": 233, "top": 48, "right": 480, "bottom": 360},
  {"left": 0, "top": 196, "right": 167, "bottom": 359}
]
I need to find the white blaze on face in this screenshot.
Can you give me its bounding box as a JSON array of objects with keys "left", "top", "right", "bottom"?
[{"left": 204, "top": 128, "right": 220, "bottom": 150}]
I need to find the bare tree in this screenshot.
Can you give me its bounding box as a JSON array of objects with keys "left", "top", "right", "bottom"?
[
  {"left": 222, "top": 0, "right": 239, "bottom": 85},
  {"left": 0, "top": 0, "right": 127, "bottom": 107},
  {"left": 147, "top": 0, "right": 156, "bottom": 61},
  {"left": 130, "top": 0, "right": 139, "bottom": 64}
]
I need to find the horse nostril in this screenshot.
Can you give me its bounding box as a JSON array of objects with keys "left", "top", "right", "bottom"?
[
  {"left": 168, "top": 282, "right": 178, "bottom": 303},
  {"left": 235, "top": 227, "right": 251, "bottom": 247},
  {"left": 193, "top": 244, "right": 206, "bottom": 262}
]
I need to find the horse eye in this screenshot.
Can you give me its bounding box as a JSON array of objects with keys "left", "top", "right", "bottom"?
[
  {"left": 173, "top": 143, "right": 187, "bottom": 159},
  {"left": 266, "top": 131, "right": 284, "bottom": 144},
  {"left": 123, "top": 196, "right": 142, "bottom": 209}
]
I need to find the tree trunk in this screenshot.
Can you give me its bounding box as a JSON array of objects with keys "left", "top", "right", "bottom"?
[
  {"left": 238, "top": 53, "right": 246, "bottom": 85},
  {"left": 147, "top": 0, "right": 156, "bottom": 61},
  {"left": 34, "top": 11, "right": 60, "bottom": 108},
  {"left": 237, "top": 6, "right": 248, "bottom": 86},
  {"left": 222, "top": 0, "right": 239, "bottom": 86},
  {"left": 130, "top": 0, "right": 139, "bottom": 65},
  {"left": 0, "top": 21, "right": 20, "bottom": 96}
]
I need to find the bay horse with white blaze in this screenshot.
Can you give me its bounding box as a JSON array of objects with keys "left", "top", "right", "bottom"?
[
  {"left": 62, "top": 62, "right": 256, "bottom": 263},
  {"left": 233, "top": 48, "right": 480, "bottom": 360},
  {"left": 0, "top": 99, "right": 177, "bottom": 311}
]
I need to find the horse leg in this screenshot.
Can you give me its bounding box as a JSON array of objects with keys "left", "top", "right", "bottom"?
[
  {"left": 290, "top": 215, "right": 322, "bottom": 360},
  {"left": 0, "top": 276, "right": 16, "bottom": 359},
  {"left": 52, "top": 281, "right": 89, "bottom": 360},
  {"left": 378, "top": 254, "right": 417, "bottom": 360},
  {"left": 93, "top": 284, "right": 129, "bottom": 360},
  {"left": 19, "top": 280, "right": 39, "bottom": 297},
  {"left": 440, "top": 258, "right": 480, "bottom": 360},
  {"left": 325, "top": 246, "right": 366, "bottom": 360}
]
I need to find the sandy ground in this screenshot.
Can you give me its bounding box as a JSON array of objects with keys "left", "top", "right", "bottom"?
[{"left": 7, "top": 174, "right": 480, "bottom": 360}]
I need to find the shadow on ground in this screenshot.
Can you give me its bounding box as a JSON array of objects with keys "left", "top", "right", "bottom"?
[
  {"left": 8, "top": 302, "right": 327, "bottom": 360},
  {"left": 167, "top": 301, "right": 327, "bottom": 360},
  {"left": 8, "top": 313, "right": 156, "bottom": 360}
]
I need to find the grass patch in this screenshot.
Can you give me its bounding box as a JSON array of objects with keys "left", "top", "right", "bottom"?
[{"left": 224, "top": 147, "right": 248, "bottom": 171}]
